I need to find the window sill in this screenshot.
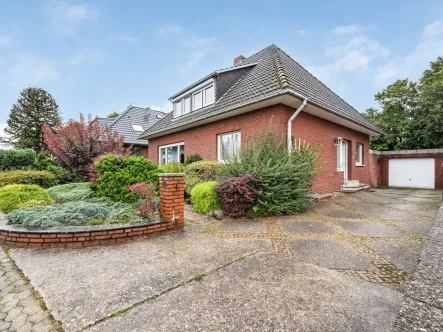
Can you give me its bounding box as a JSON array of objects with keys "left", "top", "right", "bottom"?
[{"left": 355, "top": 164, "right": 365, "bottom": 167}]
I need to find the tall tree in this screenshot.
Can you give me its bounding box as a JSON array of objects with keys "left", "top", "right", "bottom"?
[
  {"left": 363, "top": 79, "right": 419, "bottom": 150},
  {"left": 413, "top": 56, "right": 443, "bottom": 148},
  {"left": 1, "top": 88, "right": 61, "bottom": 152},
  {"left": 107, "top": 111, "right": 119, "bottom": 118}
]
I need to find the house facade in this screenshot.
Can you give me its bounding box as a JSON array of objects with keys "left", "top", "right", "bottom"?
[{"left": 139, "top": 45, "right": 382, "bottom": 194}]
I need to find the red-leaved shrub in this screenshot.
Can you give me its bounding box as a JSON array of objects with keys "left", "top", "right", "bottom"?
[
  {"left": 127, "top": 182, "right": 156, "bottom": 220},
  {"left": 43, "top": 114, "right": 126, "bottom": 181},
  {"left": 214, "top": 173, "right": 260, "bottom": 218}
]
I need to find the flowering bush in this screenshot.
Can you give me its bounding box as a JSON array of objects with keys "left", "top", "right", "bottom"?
[
  {"left": 43, "top": 114, "right": 127, "bottom": 181},
  {"left": 214, "top": 173, "right": 260, "bottom": 217},
  {"left": 127, "top": 182, "right": 156, "bottom": 220}
]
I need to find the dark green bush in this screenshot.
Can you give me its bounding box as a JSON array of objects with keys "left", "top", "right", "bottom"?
[
  {"left": 184, "top": 160, "right": 220, "bottom": 195},
  {"left": 33, "top": 153, "right": 55, "bottom": 170},
  {"left": 94, "top": 155, "right": 159, "bottom": 202},
  {"left": 159, "top": 162, "right": 184, "bottom": 173},
  {"left": 0, "top": 184, "right": 54, "bottom": 213},
  {"left": 34, "top": 153, "right": 73, "bottom": 185},
  {"left": 0, "top": 170, "right": 56, "bottom": 188},
  {"left": 0, "top": 150, "right": 36, "bottom": 171},
  {"left": 190, "top": 181, "right": 221, "bottom": 213},
  {"left": 6, "top": 200, "right": 138, "bottom": 228},
  {"left": 185, "top": 154, "right": 202, "bottom": 165},
  {"left": 220, "top": 130, "right": 318, "bottom": 217},
  {"left": 46, "top": 183, "right": 93, "bottom": 203}
]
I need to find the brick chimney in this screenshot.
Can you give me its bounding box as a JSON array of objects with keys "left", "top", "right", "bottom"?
[{"left": 233, "top": 55, "right": 245, "bottom": 66}]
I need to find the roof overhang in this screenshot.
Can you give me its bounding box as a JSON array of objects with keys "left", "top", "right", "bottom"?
[{"left": 143, "top": 91, "right": 382, "bottom": 139}]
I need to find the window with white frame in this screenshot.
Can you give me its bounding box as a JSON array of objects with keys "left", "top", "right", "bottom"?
[
  {"left": 172, "top": 80, "right": 215, "bottom": 118},
  {"left": 218, "top": 131, "right": 241, "bottom": 163},
  {"left": 174, "top": 100, "right": 182, "bottom": 117},
  {"left": 337, "top": 142, "right": 345, "bottom": 171},
  {"left": 356, "top": 143, "right": 363, "bottom": 166},
  {"left": 183, "top": 96, "right": 191, "bottom": 114},
  {"left": 159, "top": 142, "right": 184, "bottom": 165}
]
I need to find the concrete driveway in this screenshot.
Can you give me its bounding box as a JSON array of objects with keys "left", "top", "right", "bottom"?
[{"left": 4, "top": 188, "right": 441, "bottom": 332}]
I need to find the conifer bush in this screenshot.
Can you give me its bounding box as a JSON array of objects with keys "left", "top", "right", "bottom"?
[
  {"left": 46, "top": 183, "right": 93, "bottom": 203},
  {"left": 0, "top": 150, "right": 36, "bottom": 171},
  {"left": 220, "top": 130, "right": 318, "bottom": 217},
  {"left": 185, "top": 154, "right": 202, "bottom": 165},
  {"left": 190, "top": 181, "right": 221, "bottom": 213},
  {"left": 0, "top": 170, "right": 56, "bottom": 188},
  {"left": 0, "top": 184, "right": 54, "bottom": 214},
  {"left": 184, "top": 160, "right": 220, "bottom": 195}
]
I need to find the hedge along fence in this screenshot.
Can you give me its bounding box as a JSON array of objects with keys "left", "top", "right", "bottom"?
[
  {"left": 0, "top": 170, "right": 56, "bottom": 188},
  {"left": 0, "top": 150, "right": 36, "bottom": 171}
]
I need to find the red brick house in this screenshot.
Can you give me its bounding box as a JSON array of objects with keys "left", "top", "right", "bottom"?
[{"left": 139, "top": 45, "right": 382, "bottom": 193}]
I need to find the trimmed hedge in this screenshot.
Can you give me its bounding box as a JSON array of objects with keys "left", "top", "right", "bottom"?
[
  {"left": 0, "top": 184, "right": 54, "bottom": 214},
  {"left": 46, "top": 183, "right": 93, "bottom": 203},
  {"left": 0, "top": 150, "right": 36, "bottom": 171},
  {"left": 94, "top": 155, "right": 159, "bottom": 203},
  {"left": 190, "top": 181, "right": 221, "bottom": 213},
  {"left": 159, "top": 162, "right": 184, "bottom": 174},
  {"left": 184, "top": 160, "right": 220, "bottom": 195},
  {"left": 185, "top": 154, "right": 202, "bottom": 165},
  {"left": 0, "top": 170, "right": 56, "bottom": 188}
]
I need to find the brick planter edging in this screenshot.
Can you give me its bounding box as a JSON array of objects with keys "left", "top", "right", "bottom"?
[{"left": 0, "top": 220, "right": 178, "bottom": 248}]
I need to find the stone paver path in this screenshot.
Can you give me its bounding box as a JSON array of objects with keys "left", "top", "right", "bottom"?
[
  {"left": 0, "top": 250, "right": 57, "bottom": 332},
  {"left": 2, "top": 188, "right": 440, "bottom": 331}
]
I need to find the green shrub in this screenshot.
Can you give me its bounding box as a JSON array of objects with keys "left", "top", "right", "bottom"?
[
  {"left": 190, "top": 181, "right": 221, "bottom": 213},
  {"left": 94, "top": 155, "right": 159, "bottom": 203},
  {"left": 33, "top": 153, "right": 55, "bottom": 170},
  {"left": 184, "top": 160, "right": 220, "bottom": 195},
  {"left": 159, "top": 162, "right": 184, "bottom": 173},
  {"left": 0, "top": 150, "right": 36, "bottom": 171},
  {"left": 34, "top": 153, "right": 73, "bottom": 185},
  {"left": 185, "top": 154, "right": 202, "bottom": 165},
  {"left": 46, "top": 183, "right": 93, "bottom": 203},
  {"left": 220, "top": 130, "right": 318, "bottom": 217},
  {"left": 0, "top": 170, "right": 56, "bottom": 188},
  {"left": 19, "top": 199, "right": 54, "bottom": 208},
  {"left": 6, "top": 200, "right": 135, "bottom": 228},
  {"left": 0, "top": 184, "right": 54, "bottom": 214}
]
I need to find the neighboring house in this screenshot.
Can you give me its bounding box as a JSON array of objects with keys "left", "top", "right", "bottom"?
[
  {"left": 98, "top": 105, "right": 165, "bottom": 158},
  {"left": 139, "top": 44, "right": 382, "bottom": 193}
]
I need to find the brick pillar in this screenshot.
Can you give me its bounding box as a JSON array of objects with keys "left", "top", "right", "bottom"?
[{"left": 159, "top": 173, "right": 185, "bottom": 227}]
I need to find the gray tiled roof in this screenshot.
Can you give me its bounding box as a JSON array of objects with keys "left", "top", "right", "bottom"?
[
  {"left": 98, "top": 118, "right": 115, "bottom": 128},
  {"left": 103, "top": 106, "right": 166, "bottom": 145},
  {"left": 140, "top": 44, "right": 381, "bottom": 139}
]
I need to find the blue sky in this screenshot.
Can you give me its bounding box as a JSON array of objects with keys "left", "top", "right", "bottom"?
[{"left": 1, "top": 0, "right": 443, "bottom": 138}]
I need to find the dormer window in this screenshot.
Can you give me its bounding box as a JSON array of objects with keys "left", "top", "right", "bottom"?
[{"left": 171, "top": 79, "right": 215, "bottom": 118}]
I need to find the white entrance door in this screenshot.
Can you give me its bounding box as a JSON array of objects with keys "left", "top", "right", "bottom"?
[
  {"left": 337, "top": 141, "right": 348, "bottom": 181},
  {"left": 389, "top": 158, "right": 435, "bottom": 189}
]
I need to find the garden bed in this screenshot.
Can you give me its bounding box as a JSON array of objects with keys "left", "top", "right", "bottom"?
[{"left": 0, "top": 213, "right": 177, "bottom": 248}]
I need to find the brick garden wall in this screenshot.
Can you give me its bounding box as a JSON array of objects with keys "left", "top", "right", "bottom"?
[
  {"left": 147, "top": 104, "right": 371, "bottom": 194},
  {"left": 0, "top": 174, "right": 185, "bottom": 248}
]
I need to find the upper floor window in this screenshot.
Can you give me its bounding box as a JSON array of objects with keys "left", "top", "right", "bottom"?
[
  {"left": 172, "top": 81, "right": 215, "bottom": 118},
  {"left": 356, "top": 143, "right": 363, "bottom": 166}
]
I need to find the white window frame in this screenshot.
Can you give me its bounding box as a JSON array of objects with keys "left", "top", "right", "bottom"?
[
  {"left": 217, "top": 131, "right": 241, "bottom": 163},
  {"left": 356, "top": 143, "right": 363, "bottom": 166},
  {"left": 337, "top": 142, "right": 344, "bottom": 171},
  {"left": 174, "top": 100, "right": 182, "bottom": 118},
  {"left": 203, "top": 85, "right": 214, "bottom": 107},
  {"left": 192, "top": 90, "right": 203, "bottom": 111},
  {"left": 159, "top": 142, "right": 184, "bottom": 165},
  {"left": 183, "top": 96, "right": 191, "bottom": 115}
]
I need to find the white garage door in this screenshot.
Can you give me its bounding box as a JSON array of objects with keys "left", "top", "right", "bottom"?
[{"left": 389, "top": 158, "right": 435, "bottom": 189}]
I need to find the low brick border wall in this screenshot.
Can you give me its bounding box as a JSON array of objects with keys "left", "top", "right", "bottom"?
[{"left": 0, "top": 173, "right": 185, "bottom": 248}]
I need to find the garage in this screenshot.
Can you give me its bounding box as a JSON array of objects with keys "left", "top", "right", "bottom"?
[{"left": 388, "top": 158, "right": 435, "bottom": 189}]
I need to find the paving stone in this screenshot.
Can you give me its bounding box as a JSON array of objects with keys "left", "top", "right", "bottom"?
[
  {"left": 279, "top": 220, "right": 335, "bottom": 235},
  {"left": 2, "top": 298, "right": 20, "bottom": 313},
  {"left": 350, "top": 203, "right": 383, "bottom": 211},
  {"left": 31, "top": 318, "right": 54, "bottom": 332},
  {"left": 0, "top": 320, "right": 11, "bottom": 330},
  {"left": 334, "top": 196, "right": 361, "bottom": 203},
  {"left": 15, "top": 290, "right": 31, "bottom": 300},
  {"left": 387, "top": 203, "right": 433, "bottom": 211},
  {"left": 317, "top": 208, "right": 367, "bottom": 220},
  {"left": 0, "top": 292, "right": 15, "bottom": 304},
  {"left": 393, "top": 221, "right": 434, "bottom": 236},
  {"left": 16, "top": 321, "right": 33, "bottom": 332},
  {"left": 22, "top": 303, "right": 42, "bottom": 315},
  {"left": 370, "top": 209, "right": 428, "bottom": 222},
  {"left": 401, "top": 196, "right": 439, "bottom": 203},
  {"left": 289, "top": 239, "right": 374, "bottom": 270},
  {"left": 337, "top": 221, "right": 405, "bottom": 238},
  {"left": 394, "top": 297, "right": 443, "bottom": 332},
  {"left": 218, "top": 220, "right": 267, "bottom": 234},
  {"left": 10, "top": 313, "right": 28, "bottom": 329},
  {"left": 28, "top": 310, "right": 47, "bottom": 324},
  {"left": 5, "top": 306, "right": 23, "bottom": 321},
  {"left": 364, "top": 241, "right": 422, "bottom": 273}
]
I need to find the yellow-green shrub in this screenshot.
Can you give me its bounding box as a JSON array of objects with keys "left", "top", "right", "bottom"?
[
  {"left": 0, "top": 184, "right": 54, "bottom": 214},
  {"left": 184, "top": 160, "right": 220, "bottom": 195},
  {"left": 0, "top": 170, "right": 56, "bottom": 188},
  {"left": 190, "top": 181, "right": 221, "bottom": 213}
]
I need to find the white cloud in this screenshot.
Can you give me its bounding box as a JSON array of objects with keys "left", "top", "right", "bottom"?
[
  {"left": 70, "top": 50, "right": 104, "bottom": 66},
  {"left": 0, "top": 34, "right": 11, "bottom": 46},
  {"left": 44, "top": 1, "right": 99, "bottom": 35},
  {"left": 156, "top": 24, "right": 181, "bottom": 36},
  {"left": 114, "top": 33, "right": 139, "bottom": 43},
  {"left": 332, "top": 24, "right": 362, "bottom": 35},
  {"left": 8, "top": 56, "right": 60, "bottom": 87},
  {"left": 179, "top": 37, "right": 218, "bottom": 73},
  {"left": 295, "top": 29, "right": 307, "bottom": 35},
  {"left": 0, "top": 123, "right": 11, "bottom": 150},
  {"left": 374, "top": 19, "right": 443, "bottom": 86}
]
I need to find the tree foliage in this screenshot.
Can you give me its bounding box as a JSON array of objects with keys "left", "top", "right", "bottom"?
[
  {"left": 1, "top": 88, "right": 61, "bottom": 152},
  {"left": 107, "top": 112, "right": 119, "bottom": 118},
  {"left": 43, "top": 114, "right": 125, "bottom": 181},
  {"left": 365, "top": 56, "right": 443, "bottom": 150}
]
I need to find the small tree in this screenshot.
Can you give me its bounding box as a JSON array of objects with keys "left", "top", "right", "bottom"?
[
  {"left": 107, "top": 111, "right": 119, "bottom": 119},
  {"left": 1, "top": 88, "right": 61, "bottom": 152},
  {"left": 43, "top": 114, "right": 126, "bottom": 181}
]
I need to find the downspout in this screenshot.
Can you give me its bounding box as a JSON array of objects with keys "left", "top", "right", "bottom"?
[{"left": 287, "top": 98, "right": 307, "bottom": 151}]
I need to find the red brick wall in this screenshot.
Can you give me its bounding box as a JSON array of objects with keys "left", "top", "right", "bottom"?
[
  {"left": 148, "top": 104, "right": 371, "bottom": 193},
  {"left": 159, "top": 174, "right": 185, "bottom": 226},
  {"left": 373, "top": 152, "right": 443, "bottom": 189},
  {"left": 368, "top": 152, "right": 381, "bottom": 187}
]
